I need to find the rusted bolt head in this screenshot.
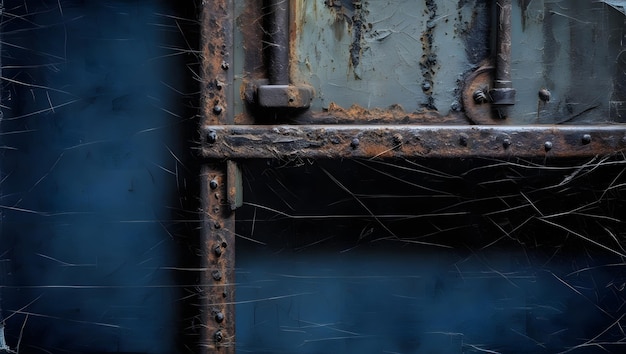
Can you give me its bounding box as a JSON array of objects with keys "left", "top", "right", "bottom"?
[
  {"left": 421, "top": 81, "right": 431, "bottom": 92},
  {"left": 221, "top": 61, "right": 229, "bottom": 70},
  {"left": 582, "top": 134, "right": 592, "bottom": 145},
  {"left": 209, "top": 179, "right": 218, "bottom": 190},
  {"left": 206, "top": 130, "right": 217, "bottom": 144},
  {"left": 213, "top": 105, "right": 223, "bottom": 115},
  {"left": 215, "top": 312, "right": 225, "bottom": 323},
  {"left": 503, "top": 138, "right": 512, "bottom": 149},
  {"left": 214, "top": 245, "right": 223, "bottom": 257},
  {"left": 212, "top": 270, "right": 222, "bottom": 281},
  {"left": 538, "top": 88, "right": 551, "bottom": 102},
  {"left": 473, "top": 89, "right": 488, "bottom": 104},
  {"left": 459, "top": 133, "right": 469, "bottom": 147},
  {"left": 214, "top": 330, "right": 223, "bottom": 342},
  {"left": 350, "top": 138, "right": 360, "bottom": 149},
  {"left": 544, "top": 141, "right": 553, "bottom": 151}
]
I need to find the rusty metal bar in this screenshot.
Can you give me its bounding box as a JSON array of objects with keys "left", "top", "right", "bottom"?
[
  {"left": 490, "top": 0, "right": 516, "bottom": 115},
  {"left": 200, "top": 165, "right": 236, "bottom": 352},
  {"left": 265, "top": 0, "right": 289, "bottom": 85},
  {"left": 201, "top": 125, "right": 626, "bottom": 159},
  {"left": 200, "top": 0, "right": 236, "bottom": 352}
]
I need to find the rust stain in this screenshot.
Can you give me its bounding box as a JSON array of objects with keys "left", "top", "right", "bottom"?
[
  {"left": 305, "top": 102, "right": 467, "bottom": 125},
  {"left": 202, "top": 0, "right": 232, "bottom": 126}
]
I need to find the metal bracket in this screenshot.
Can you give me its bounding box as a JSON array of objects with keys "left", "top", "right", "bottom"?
[
  {"left": 248, "top": 0, "right": 314, "bottom": 110},
  {"left": 463, "top": 0, "right": 516, "bottom": 123}
]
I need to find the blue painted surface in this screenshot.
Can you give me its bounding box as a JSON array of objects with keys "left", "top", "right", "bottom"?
[{"left": 1, "top": 1, "right": 198, "bottom": 352}]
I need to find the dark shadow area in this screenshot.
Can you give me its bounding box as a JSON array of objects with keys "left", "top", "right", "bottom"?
[{"left": 236, "top": 156, "right": 626, "bottom": 353}]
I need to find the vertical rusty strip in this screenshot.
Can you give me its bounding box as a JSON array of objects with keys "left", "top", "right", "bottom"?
[
  {"left": 202, "top": 0, "right": 234, "bottom": 126},
  {"left": 200, "top": 166, "right": 236, "bottom": 352},
  {"left": 200, "top": 0, "right": 235, "bottom": 352}
]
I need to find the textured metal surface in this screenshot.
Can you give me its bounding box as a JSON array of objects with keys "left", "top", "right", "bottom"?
[
  {"left": 491, "top": 0, "right": 516, "bottom": 113},
  {"left": 232, "top": 1, "right": 626, "bottom": 124},
  {"left": 201, "top": 1, "right": 236, "bottom": 352},
  {"left": 201, "top": 166, "right": 236, "bottom": 352},
  {"left": 201, "top": 125, "right": 626, "bottom": 159}
]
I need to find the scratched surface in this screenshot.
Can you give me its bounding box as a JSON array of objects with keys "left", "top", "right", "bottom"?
[{"left": 234, "top": 0, "right": 626, "bottom": 123}]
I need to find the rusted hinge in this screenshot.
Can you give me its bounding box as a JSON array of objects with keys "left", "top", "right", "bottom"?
[{"left": 246, "top": 0, "right": 314, "bottom": 110}]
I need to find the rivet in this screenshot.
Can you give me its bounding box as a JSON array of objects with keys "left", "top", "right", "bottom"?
[
  {"left": 503, "top": 138, "right": 511, "bottom": 149},
  {"left": 212, "top": 270, "right": 222, "bottom": 281},
  {"left": 221, "top": 241, "right": 228, "bottom": 248},
  {"left": 214, "top": 222, "right": 221, "bottom": 229},
  {"left": 473, "top": 89, "right": 488, "bottom": 104},
  {"left": 214, "top": 330, "right": 223, "bottom": 342},
  {"left": 221, "top": 61, "right": 229, "bottom": 70},
  {"left": 214, "top": 245, "right": 223, "bottom": 257},
  {"left": 544, "top": 141, "right": 553, "bottom": 151},
  {"left": 459, "top": 133, "right": 469, "bottom": 147},
  {"left": 421, "top": 81, "right": 431, "bottom": 92},
  {"left": 350, "top": 138, "right": 360, "bottom": 149},
  {"left": 215, "top": 312, "right": 225, "bottom": 323},
  {"left": 538, "top": 88, "right": 551, "bottom": 102},
  {"left": 206, "top": 130, "right": 217, "bottom": 144},
  {"left": 213, "top": 105, "right": 223, "bottom": 115},
  {"left": 582, "top": 134, "right": 592, "bottom": 145},
  {"left": 209, "top": 179, "right": 218, "bottom": 190}
]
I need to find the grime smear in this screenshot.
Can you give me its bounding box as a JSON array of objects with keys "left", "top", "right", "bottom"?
[{"left": 296, "top": 0, "right": 477, "bottom": 113}]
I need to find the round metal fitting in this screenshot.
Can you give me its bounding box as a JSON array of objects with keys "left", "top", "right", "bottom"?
[
  {"left": 212, "top": 270, "right": 222, "bottom": 281},
  {"left": 544, "top": 141, "right": 553, "bottom": 151},
  {"left": 214, "top": 330, "right": 223, "bottom": 342},
  {"left": 206, "top": 130, "right": 217, "bottom": 144},
  {"left": 215, "top": 312, "right": 225, "bottom": 323},
  {"left": 209, "top": 179, "right": 218, "bottom": 190},
  {"left": 503, "top": 138, "right": 512, "bottom": 149},
  {"left": 350, "top": 138, "right": 360, "bottom": 149},
  {"left": 538, "top": 88, "right": 551, "bottom": 102},
  {"left": 213, "top": 105, "right": 223, "bottom": 115},
  {"left": 459, "top": 133, "right": 469, "bottom": 147},
  {"left": 214, "top": 245, "right": 223, "bottom": 257},
  {"left": 582, "top": 134, "right": 592, "bottom": 145},
  {"left": 473, "top": 89, "right": 488, "bottom": 104}
]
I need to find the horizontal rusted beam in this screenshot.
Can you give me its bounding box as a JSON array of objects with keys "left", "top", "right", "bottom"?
[{"left": 201, "top": 125, "right": 626, "bottom": 159}]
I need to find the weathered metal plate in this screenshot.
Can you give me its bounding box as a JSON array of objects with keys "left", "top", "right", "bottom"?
[{"left": 201, "top": 125, "right": 626, "bottom": 159}]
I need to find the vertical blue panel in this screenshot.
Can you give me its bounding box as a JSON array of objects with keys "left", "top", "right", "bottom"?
[{"left": 1, "top": 1, "right": 198, "bottom": 352}]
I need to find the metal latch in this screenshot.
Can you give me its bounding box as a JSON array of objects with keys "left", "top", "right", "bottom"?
[
  {"left": 463, "top": 0, "right": 517, "bottom": 123},
  {"left": 247, "top": 0, "right": 314, "bottom": 110}
]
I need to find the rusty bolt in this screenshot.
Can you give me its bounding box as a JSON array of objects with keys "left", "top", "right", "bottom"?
[
  {"left": 538, "top": 88, "right": 551, "bottom": 102},
  {"left": 214, "top": 245, "right": 223, "bottom": 257},
  {"left": 212, "top": 270, "right": 222, "bottom": 281},
  {"left": 459, "top": 133, "right": 469, "bottom": 147},
  {"left": 582, "top": 134, "right": 592, "bottom": 145},
  {"left": 209, "top": 179, "right": 218, "bottom": 190},
  {"left": 206, "top": 130, "right": 217, "bottom": 144},
  {"left": 221, "top": 61, "right": 229, "bottom": 70},
  {"left": 213, "top": 105, "right": 223, "bottom": 115},
  {"left": 503, "top": 138, "right": 512, "bottom": 149},
  {"left": 214, "top": 330, "right": 223, "bottom": 342},
  {"left": 350, "top": 138, "right": 360, "bottom": 149},
  {"left": 473, "top": 89, "right": 488, "bottom": 104},
  {"left": 215, "top": 312, "right": 225, "bottom": 323},
  {"left": 421, "top": 81, "right": 431, "bottom": 92},
  {"left": 544, "top": 141, "right": 553, "bottom": 151}
]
